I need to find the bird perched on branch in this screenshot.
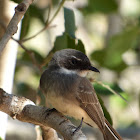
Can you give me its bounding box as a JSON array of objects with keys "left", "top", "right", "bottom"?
[{"left": 40, "top": 49, "right": 122, "bottom": 140}]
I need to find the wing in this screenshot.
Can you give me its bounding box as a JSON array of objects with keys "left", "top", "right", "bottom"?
[
  {"left": 76, "top": 78, "right": 123, "bottom": 140},
  {"left": 76, "top": 77, "right": 105, "bottom": 132}
]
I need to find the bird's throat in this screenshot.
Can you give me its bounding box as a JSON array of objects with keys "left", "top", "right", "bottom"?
[{"left": 59, "top": 67, "right": 88, "bottom": 77}]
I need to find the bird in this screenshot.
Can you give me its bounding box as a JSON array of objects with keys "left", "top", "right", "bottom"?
[{"left": 40, "top": 49, "right": 122, "bottom": 140}]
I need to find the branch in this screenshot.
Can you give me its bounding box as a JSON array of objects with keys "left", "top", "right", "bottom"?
[
  {"left": 0, "top": 0, "right": 34, "bottom": 55},
  {"left": 0, "top": 88, "right": 87, "bottom": 140},
  {"left": 12, "top": 37, "right": 42, "bottom": 73},
  {"left": 21, "top": 0, "right": 66, "bottom": 42}
]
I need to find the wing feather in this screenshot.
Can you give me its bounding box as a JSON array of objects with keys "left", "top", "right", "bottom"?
[{"left": 76, "top": 78, "right": 105, "bottom": 131}]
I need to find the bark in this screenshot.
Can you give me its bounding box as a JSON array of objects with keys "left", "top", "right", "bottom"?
[
  {"left": 0, "top": 0, "right": 19, "bottom": 139},
  {"left": 0, "top": 88, "right": 87, "bottom": 140},
  {"left": 0, "top": 0, "right": 34, "bottom": 55}
]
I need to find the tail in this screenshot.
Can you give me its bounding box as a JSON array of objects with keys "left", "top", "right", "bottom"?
[{"left": 103, "top": 118, "right": 123, "bottom": 140}]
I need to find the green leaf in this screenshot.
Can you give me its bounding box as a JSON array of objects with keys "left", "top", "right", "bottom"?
[
  {"left": 45, "top": 33, "right": 85, "bottom": 66},
  {"left": 75, "top": 39, "right": 86, "bottom": 54},
  {"left": 91, "top": 50, "right": 105, "bottom": 66},
  {"left": 37, "top": 89, "right": 46, "bottom": 106},
  {"left": 53, "top": 7, "right": 85, "bottom": 53},
  {"left": 29, "top": 5, "right": 46, "bottom": 24},
  {"left": 82, "top": 0, "right": 118, "bottom": 14},
  {"left": 91, "top": 26, "right": 140, "bottom": 72},
  {"left": 21, "top": 49, "right": 44, "bottom": 64},
  {"left": 110, "top": 94, "right": 130, "bottom": 109},
  {"left": 105, "top": 26, "right": 140, "bottom": 66},
  {"left": 53, "top": 32, "right": 85, "bottom": 53},
  {"left": 97, "top": 95, "right": 113, "bottom": 125},
  {"left": 20, "top": 11, "right": 30, "bottom": 40},
  {"left": 52, "top": 0, "right": 60, "bottom": 6},
  {"left": 94, "top": 83, "right": 123, "bottom": 96},
  {"left": 67, "top": 34, "right": 86, "bottom": 53},
  {"left": 53, "top": 32, "right": 67, "bottom": 52},
  {"left": 16, "top": 83, "right": 37, "bottom": 103},
  {"left": 10, "top": 0, "right": 20, "bottom": 3},
  {"left": 20, "top": 4, "right": 46, "bottom": 39},
  {"left": 64, "top": 7, "right": 76, "bottom": 38}
]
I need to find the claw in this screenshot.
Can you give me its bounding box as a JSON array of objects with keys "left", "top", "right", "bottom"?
[{"left": 73, "top": 117, "right": 84, "bottom": 135}]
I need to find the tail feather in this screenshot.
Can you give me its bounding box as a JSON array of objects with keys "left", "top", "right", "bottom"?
[{"left": 103, "top": 119, "right": 123, "bottom": 140}]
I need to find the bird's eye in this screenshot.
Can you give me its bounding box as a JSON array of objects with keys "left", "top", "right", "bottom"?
[{"left": 71, "top": 59, "right": 77, "bottom": 65}]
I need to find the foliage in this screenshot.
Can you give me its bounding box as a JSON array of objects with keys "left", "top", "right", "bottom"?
[
  {"left": 11, "top": 0, "right": 140, "bottom": 129},
  {"left": 82, "top": 0, "right": 118, "bottom": 14},
  {"left": 91, "top": 26, "right": 140, "bottom": 72},
  {"left": 97, "top": 95, "right": 113, "bottom": 125},
  {"left": 94, "top": 83, "right": 123, "bottom": 96}
]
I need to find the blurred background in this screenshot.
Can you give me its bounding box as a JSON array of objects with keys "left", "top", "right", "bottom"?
[{"left": 0, "top": 0, "right": 140, "bottom": 139}]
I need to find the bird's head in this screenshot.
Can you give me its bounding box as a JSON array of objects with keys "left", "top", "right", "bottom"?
[{"left": 49, "top": 49, "right": 99, "bottom": 77}]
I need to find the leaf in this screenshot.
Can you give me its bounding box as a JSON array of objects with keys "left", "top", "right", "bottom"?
[
  {"left": 29, "top": 5, "right": 46, "bottom": 24},
  {"left": 44, "top": 33, "right": 86, "bottom": 66},
  {"left": 37, "top": 89, "right": 46, "bottom": 106},
  {"left": 10, "top": 0, "right": 20, "bottom": 3},
  {"left": 52, "top": 7, "right": 85, "bottom": 53},
  {"left": 105, "top": 26, "right": 140, "bottom": 66},
  {"left": 97, "top": 94, "right": 113, "bottom": 125},
  {"left": 94, "top": 83, "right": 123, "bottom": 96},
  {"left": 20, "top": 4, "right": 46, "bottom": 39},
  {"left": 75, "top": 39, "right": 86, "bottom": 54},
  {"left": 52, "top": 0, "right": 59, "bottom": 6},
  {"left": 53, "top": 32, "right": 86, "bottom": 53},
  {"left": 20, "top": 11, "right": 30, "bottom": 40},
  {"left": 110, "top": 94, "right": 130, "bottom": 109},
  {"left": 16, "top": 83, "right": 37, "bottom": 103},
  {"left": 64, "top": 7, "right": 76, "bottom": 38},
  {"left": 82, "top": 0, "right": 118, "bottom": 14},
  {"left": 53, "top": 32, "right": 67, "bottom": 52},
  {"left": 67, "top": 34, "right": 86, "bottom": 53},
  {"left": 21, "top": 49, "right": 44, "bottom": 64},
  {"left": 91, "top": 26, "right": 140, "bottom": 72}
]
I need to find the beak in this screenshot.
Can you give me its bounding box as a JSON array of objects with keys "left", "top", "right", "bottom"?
[{"left": 89, "top": 66, "right": 100, "bottom": 73}]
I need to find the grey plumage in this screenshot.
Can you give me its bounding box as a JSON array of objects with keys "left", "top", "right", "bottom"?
[{"left": 40, "top": 49, "right": 122, "bottom": 140}]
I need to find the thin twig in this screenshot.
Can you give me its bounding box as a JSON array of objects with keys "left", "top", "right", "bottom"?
[
  {"left": 95, "top": 80, "right": 135, "bottom": 114},
  {"left": 47, "top": 0, "right": 66, "bottom": 25},
  {"left": 94, "top": 80, "right": 128, "bottom": 102},
  {"left": 21, "top": 25, "right": 56, "bottom": 42},
  {"left": 45, "top": 1, "right": 52, "bottom": 26},
  {"left": 12, "top": 37, "right": 42, "bottom": 73},
  {"left": 21, "top": 0, "right": 66, "bottom": 42},
  {"left": 41, "top": 49, "right": 54, "bottom": 67},
  {"left": 0, "top": 13, "right": 42, "bottom": 73},
  {"left": 0, "top": 0, "right": 35, "bottom": 55}
]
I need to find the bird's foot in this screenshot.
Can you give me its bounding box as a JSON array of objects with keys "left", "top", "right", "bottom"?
[{"left": 72, "top": 117, "right": 84, "bottom": 135}]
